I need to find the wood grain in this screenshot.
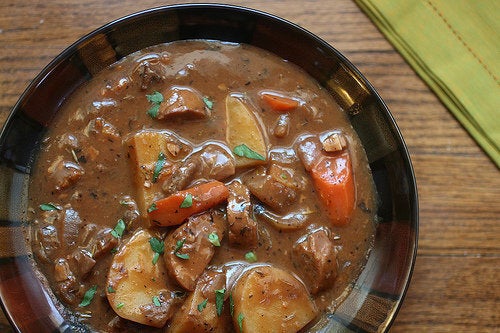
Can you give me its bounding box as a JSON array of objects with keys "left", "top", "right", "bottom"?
[{"left": 0, "top": 0, "right": 498, "bottom": 332}]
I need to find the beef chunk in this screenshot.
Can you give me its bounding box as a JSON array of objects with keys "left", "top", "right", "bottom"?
[
  {"left": 157, "top": 86, "right": 209, "bottom": 120},
  {"left": 244, "top": 165, "right": 299, "bottom": 213},
  {"left": 139, "top": 290, "right": 182, "bottom": 328},
  {"left": 36, "top": 224, "right": 60, "bottom": 262},
  {"left": 162, "top": 160, "right": 199, "bottom": 195},
  {"left": 162, "top": 144, "right": 235, "bottom": 195},
  {"left": 92, "top": 227, "right": 118, "bottom": 258},
  {"left": 132, "top": 54, "right": 169, "bottom": 90},
  {"left": 164, "top": 210, "right": 225, "bottom": 291},
  {"left": 69, "top": 249, "right": 96, "bottom": 278},
  {"left": 47, "top": 156, "right": 84, "bottom": 191},
  {"left": 227, "top": 180, "right": 258, "bottom": 248},
  {"left": 196, "top": 144, "right": 235, "bottom": 181},
  {"left": 168, "top": 269, "right": 230, "bottom": 332},
  {"left": 292, "top": 228, "right": 338, "bottom": 294}
]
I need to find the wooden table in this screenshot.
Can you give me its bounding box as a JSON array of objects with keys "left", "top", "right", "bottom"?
[{"left": 0, "top": 0, "right": 498, "bottom": 332}]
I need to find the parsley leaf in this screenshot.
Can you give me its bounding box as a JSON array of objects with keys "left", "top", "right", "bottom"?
[
  {"left": 146, "top": 91, "right": 164, "bottom": 118},
  {"left": 197, "top": 298, "right": 208, "bottom": 312},
  {"left": 203, "top": 96, "right": 214, "bottom": 110},
  {"left": 116, "top": 302, "right": 125, "bottom": 309},
  {"left": 111, "top": 219, "right": 126, "bottom": 238},
  {"left": 79, "top": 285, "right": 97, "bottom": 307},
  {"left": 237, "top": 312, "right": 244, "bottom": 332},
  {"left": 149, "top": 237, "right": 164, "bottom": 265},
  {"left": 152, "top": 152, "right": 166, "bottom": 183},
  {"left": 244, "top": 251, "right": 257, "bottom": 263},
  {"left": 215, "top": 288, "right": 225, "bottom": 316},
  {"left": 180, "top": 193, "right": 193, "bottom": 208},
  {"left": 208, "top": 232, "right": 221, "bottom": 247},
  {"left": 147, "top": 202, "right": 157, "bottom": 213},
  {"left": 39, "top": 203, "right": 60, "bottom": 211},
  {"left": 233, "top": 144, "right": 265, "bottom": 160},
  {"left": 174, "top": 238, "right": 190, "bottom": 260},
  {"left": 152, "top": 296, "right": 161, "bottom": 307},
  {"left": 229, "top": 293, "right": 234, "bottom": 316}
]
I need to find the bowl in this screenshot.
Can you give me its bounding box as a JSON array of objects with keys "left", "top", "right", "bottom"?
[{"left": 0, "top": 4, "right": 418, "bottom": 332}]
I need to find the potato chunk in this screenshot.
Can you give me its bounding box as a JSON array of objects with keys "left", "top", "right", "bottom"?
[
  {"left": 126, "top": 130, "right": 191, "bottom": 217},
  {"left": 232, "top": 265, "right": 318, "bottom": 333},
  {"left": 292, "top": 228, "right": 338, "bottom": 294},
  {"left": 106, "top": 229, "right": 179, "bottom": 327},
  {"left": 225, "top": 94, "right": 267, "bottom": 168}
]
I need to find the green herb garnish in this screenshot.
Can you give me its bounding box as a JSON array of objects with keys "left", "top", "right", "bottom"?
[
  {"left": 149, "top": 237, "right": 164, "bottom": 265},
  {"left": 180, "top": 193, "right": 193, "bottom": 208},
  {"left": 147, "top": 202, "right": 157, "bottom": 213},
  {"left": 111, "top": 219, "right": 126, "bottom": 238},
  {"left": 197, "top": 298, "right": 208, "bottom": 312},
  {"left": 233, "top": 144, "right": 265, "bottom": 161},
  {"left": 237, "top": 313, "right": 244, "bottom": 331},
  {"left": 208, "top": 232, "right": 221, "bottom": 247},
  {"left": 229, "top": 293, "right": 234, "bottom": 316},
  {"left": 107, "top": 286, "right": 115, "bottom": 293},
  {"left": 152, "top": 152, "right": 166, "bottom": 183},
  {"left": 79, "top": 285, "right": 97, "bottom": 307},
  {"left": 146, "top": 91, "right": 164, "bottom": 118},
  {"left": 152, "top": 296, "right": 161, "bottom": 307},
  {"left": 116, "top": 302, "right": 125, "bottom": 309},
  {"left": 174, "top": 238, "right": 190, "bottom": 260},
  {"left": 203, "top": 96, "right": 214, "bottom": 110},
  {"left": 215, "top": 288, "right": 225, "bottom": 316},
  {"left": 39, "top": 203, "right": 60, "bottom": 211},
  {"left": 244, "top": 251, "right": 257, "bottom": 263}
]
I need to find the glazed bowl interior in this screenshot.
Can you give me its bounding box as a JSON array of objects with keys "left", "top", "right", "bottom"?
[{"left": 0, "top": 4, "right": 418, "bottom": 333}]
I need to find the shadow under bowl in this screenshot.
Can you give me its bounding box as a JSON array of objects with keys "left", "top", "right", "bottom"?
[{"left": 0, "top": 4, "right": 418, "bottom": 333}]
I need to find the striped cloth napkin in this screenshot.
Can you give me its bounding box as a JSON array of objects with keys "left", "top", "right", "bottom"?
[{"left": 354, "top": 0, "right": 500, "bottom": 167}]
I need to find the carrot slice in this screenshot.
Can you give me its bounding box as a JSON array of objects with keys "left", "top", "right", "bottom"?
[
  {"left": 148, "top": 180, "right": 229, "bottom": 227},
  {"left": 260, "top": 92, "right": 299, "bottom": 112},
  {"left": 310, "top": 152, "right": 355, "bottom": 226}
]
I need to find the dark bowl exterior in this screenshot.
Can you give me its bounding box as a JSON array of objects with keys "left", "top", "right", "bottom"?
[{"left": 0, "top": 4, "right": 418, "bottom": 333}]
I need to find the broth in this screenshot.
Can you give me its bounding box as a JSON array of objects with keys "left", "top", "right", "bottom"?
[{"left": 29, "top": 40, "right": 376, "bottom": 332}]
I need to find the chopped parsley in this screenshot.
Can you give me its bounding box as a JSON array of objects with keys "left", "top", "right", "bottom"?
[
  {"left": 215, "top": 288, "right": 225, "bottom": 316},
  {"left": 197, "top": 298, "right": 208, "bottom": 312},
  {"left": 79, "top": 285, "right": 97, "bottom": 307},
  {"left": 229, "top": 293, "right": 234, "bottom": 316},
  {"left": 152, "top": 296, "right": 161, "bottom": 307},
  {"left": 237, "top": 312, "right": 244, "bottom": 331},
  {"left": 111, "top": 219, "right": 126, "bottom": 238},
  {"left": 149, "top": 237, "right": 164, "bottom": 265},
  {"left": 146, "top": 91, "right": 164, "bottom": 118},
  {"left": 174, "top": 238, "right": 189, "bottom": 260},
  {"left": 203, "top": 96, "right": 214, "bottom": 110},
  {"left": 233, "top": 144, "right": 265, "bottom": 161},
  {"left": 152, "top": 152, "right": 166, "bottom": 183},
  {"left": 107, "top": 286, "right": 115, "bottom": 293},
  {"left": 244, "top": 251, "right": 257, "bottom": 263},
  {"left": 179, "top": 193, "right": 193, "bottom": 208},
  {"left": 208, "top": 232, "right": 221, "bottom": 247},
  {"left": 147, "top": 202, "right": 157, "bottom": 213},
  {"left": 116, "top": 302, "right": 125, "bottom": 309},
  {"left": 39, "top": 203, "right": 60, "bottom": 211}
]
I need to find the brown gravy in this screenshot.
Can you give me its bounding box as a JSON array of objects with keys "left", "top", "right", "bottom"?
[{"left": 29, "top": 40, "right": 376, "bottom": 332}]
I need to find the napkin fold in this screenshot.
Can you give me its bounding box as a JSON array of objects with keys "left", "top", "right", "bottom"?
[{"left": 354, "top": 0, "right": 500, "bottom": 167}]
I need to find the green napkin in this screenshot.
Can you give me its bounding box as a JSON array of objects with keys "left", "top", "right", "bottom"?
[{"left": 354, "top": 0, "right": 500, "bottom": 168}]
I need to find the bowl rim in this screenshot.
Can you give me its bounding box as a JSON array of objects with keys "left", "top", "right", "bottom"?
[{"left": 0, "top": 3, "right": 418, "bottom": 332}]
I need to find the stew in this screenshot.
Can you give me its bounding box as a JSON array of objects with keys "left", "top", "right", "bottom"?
[{"left": 28, "top": 40, "right": 376, "bottom": 332}]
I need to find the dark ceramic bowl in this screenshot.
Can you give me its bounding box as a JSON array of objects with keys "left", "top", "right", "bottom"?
[{"left": 0, "top": 4, "right": 418, "bottom": 333}]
